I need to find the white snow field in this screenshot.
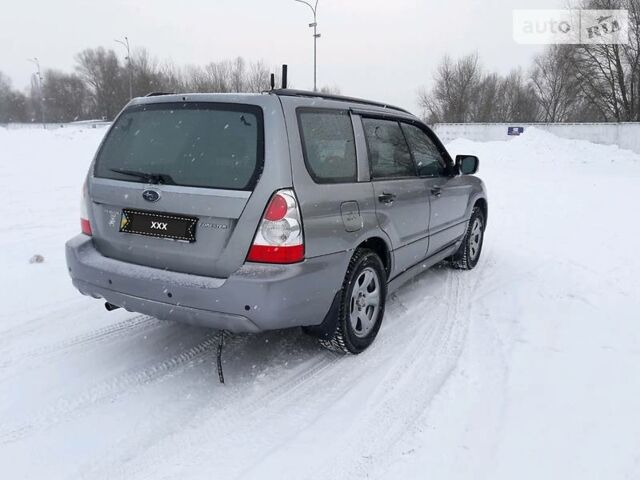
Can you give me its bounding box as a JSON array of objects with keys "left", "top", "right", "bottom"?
[{"left": 1, "top": 125, "right": 639, "bottom": 480}]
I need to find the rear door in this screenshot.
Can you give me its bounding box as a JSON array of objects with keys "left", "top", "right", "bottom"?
[
  {"left": 87, "top": 97, "right": 290, "bottom": 278},
  {"left": 361, "top": 117, "right": 430, "bottom": 275},
  {"left": 401, "top": 122, "right": 470, "bottom": 254}
]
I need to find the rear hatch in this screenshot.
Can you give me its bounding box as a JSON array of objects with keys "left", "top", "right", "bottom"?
[{"left": 87, "top": 96, "right": 290, "bottom": 278}]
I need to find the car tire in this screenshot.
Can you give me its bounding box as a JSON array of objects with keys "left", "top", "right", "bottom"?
[
  {"left": 450, "top": 206, "right": 485, "bottom": 270},
  {"left": 319, "top": 249, "right": 387, "bottom": 354}
]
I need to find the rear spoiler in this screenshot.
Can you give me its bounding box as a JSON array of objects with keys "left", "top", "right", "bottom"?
[{"left": 145, "top": 92, "right": 175, "bottom": 97}]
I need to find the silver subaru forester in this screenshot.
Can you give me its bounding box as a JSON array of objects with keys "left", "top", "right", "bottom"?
[{"left": 65, "top": 89, "right": 488, "bottom": 354}]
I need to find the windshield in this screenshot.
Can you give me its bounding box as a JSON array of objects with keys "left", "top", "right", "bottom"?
[{"left": 94, "top": 102, "right": 264, "bottom": 190}]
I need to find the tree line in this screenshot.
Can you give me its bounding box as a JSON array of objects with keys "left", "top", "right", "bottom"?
[
  {"left": 0, "top": 48, "right": 283, "bottom": 123},
  {"left": 420, "top": 0, "right": 640, "bottom": 123},
  {"left": 2, "top": 0, "right": 638, "bottom": 125}
]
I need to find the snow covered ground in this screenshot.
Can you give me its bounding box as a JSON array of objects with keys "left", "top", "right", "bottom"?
[{"left": 1, "top": 125, "right": 639, "bottom": 480}]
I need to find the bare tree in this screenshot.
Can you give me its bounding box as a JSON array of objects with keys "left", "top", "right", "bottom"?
[
  {"left": 158, "top": 61, "right": 186, "bottom": 92},
  {"left": 229, "top": 57, "right": 246, "bottom": 92},
  {"left": 419, "top": 53, "right": 482, "bottom": 123},
  {"left": 0, "top": 71, "right": 28, "bottom": 123},
  {"left": 419, "top": 53, "right": 539, "bottom": 123},
  {"left": 246, "top": 60, "right": 275, "bottom": 92},
  {"left": 531, "top": 45, "right": 581, "bottom": 122},
  {"left": 496, "top": 69, "right": 540, "bottom": 122},
  {"left": 42, "top": 69, "right": 89, "bottom": 122},
  {"left": 177, "top": 58, "right": 276, "bottom": 94},
  {"left": 130, "top": 48, "right": 166, "bottom": 96},
  {"left": 567, "top": 0, "right": 640, "bottom": 121},
  {"left": 472, "top": 73, "right": 501, "bottom": 122},
  {"left": 75, "top": 47, "right": 127, "bottom": 119},
  {"left": 3, "top": 45, "right": 305, "bottom": 122},
  {"left": 205, "top": 61, "right": 233, "bottom": 92},
  {"left": 320, "top": 85, "right": 341, "bottom": 94}
]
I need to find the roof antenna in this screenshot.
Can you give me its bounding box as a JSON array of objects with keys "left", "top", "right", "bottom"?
[
  {"left": 270, "top": 73, "right": 275, "bottom": 90},
  {"left": 281, "top": 64, "right": 288, "bottom": 89}
]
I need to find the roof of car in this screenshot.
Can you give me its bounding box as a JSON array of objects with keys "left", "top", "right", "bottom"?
[
  {"left": 269, "top": 89, "right": 411, "bottom": 115},
  {"left": 134, "top": 90, "right": 415, "bottom": 118}
]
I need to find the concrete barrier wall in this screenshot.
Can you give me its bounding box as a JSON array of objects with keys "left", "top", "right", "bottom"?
[
  {"left": 1, "top": 121, "right": 111, "bottom": 130},
  {"left": 432, "top": 123, "right": 640, "bottom": 154}
]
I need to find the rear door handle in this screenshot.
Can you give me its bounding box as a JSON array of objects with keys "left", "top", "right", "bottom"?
[
  {"left": 431, "top": 187, "right": 442, "bottom": 198},
  {"left": 378, "top": 192, "right": 396, "bottom": 204}
]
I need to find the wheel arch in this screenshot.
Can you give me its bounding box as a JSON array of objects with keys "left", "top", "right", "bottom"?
[
  {"left": 356, "top": 236, "right": 392, "bottom": 277},
  {"left": 303, "top": 236, "right": 391, "bottom": 342},
  {"left": 473, "top": 197, "right": 488, "bottom": 226}
]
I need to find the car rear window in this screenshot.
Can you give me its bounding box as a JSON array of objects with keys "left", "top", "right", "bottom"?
[
  {"left": 94, "top": 102, "right": 264, "bottom": 191},
  {"left": 298, "top": 109, "right": 357, "bottom": 183}
]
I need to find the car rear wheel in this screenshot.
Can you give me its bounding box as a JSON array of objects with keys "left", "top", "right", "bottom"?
[
  {"left": 450, "top": 206, "right": 485, "bottom": 270},
  {"left": 319, "top": 249, "right": 387, "bottom": 354}
]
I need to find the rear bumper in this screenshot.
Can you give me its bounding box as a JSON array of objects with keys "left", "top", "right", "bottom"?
[{"left": 65, "top": 235, "right": 349, "bottom": 333}]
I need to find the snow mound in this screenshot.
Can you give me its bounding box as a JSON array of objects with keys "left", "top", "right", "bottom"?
[{"left": 446, "top": 126, "right": 640, "bottom": 166}]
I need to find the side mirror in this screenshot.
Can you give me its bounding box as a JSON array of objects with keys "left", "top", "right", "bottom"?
[{"left": 456, "top": 155, "right": 479, "bottom": 175}]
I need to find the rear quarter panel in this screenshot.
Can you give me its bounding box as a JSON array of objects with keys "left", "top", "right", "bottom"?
[{"left": 278, "top": 96, "right": 393, "bottom": 266}]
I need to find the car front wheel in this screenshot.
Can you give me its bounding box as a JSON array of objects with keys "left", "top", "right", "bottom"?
[{"left": 450, "top": 206, "right": 485, "bottom": 270}]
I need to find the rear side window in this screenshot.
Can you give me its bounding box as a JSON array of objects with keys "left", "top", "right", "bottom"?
[
  {"left": 298, "top": 109, "right": 357, "bottom": 183},
  {"left": 94, "top": 102, "right": 264, "bottom": 191},
  {"left": 362, "top": 118, "right": 415, "bottom": 179},
  {"left": 401, "top": 124, "right": 447, "bottom": 177}
]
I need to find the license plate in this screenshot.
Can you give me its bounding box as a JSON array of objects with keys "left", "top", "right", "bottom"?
[{"left": 120, "top": 209, "right": 197, "bottom": 243}]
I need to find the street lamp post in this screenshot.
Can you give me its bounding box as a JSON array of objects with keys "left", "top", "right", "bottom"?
[
  {"left": 294, "top": 0, "right": 320, "bottom": 92},
  {"left": 28, "top": 57, "right": 46, "bottom": 128},
  {"left": 115, "top": 36, "right": 133, "bottom": 100}
]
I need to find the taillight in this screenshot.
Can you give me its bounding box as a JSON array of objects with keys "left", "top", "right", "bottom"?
[
  {"left": 80, "top": 180, "right": 92, "bottom": 236},
  {"left": 80, "top": 218, "right": 92, "bottom": 236},
  {"left": 247, "top": 189, "right": 304, "bottom": 264}
]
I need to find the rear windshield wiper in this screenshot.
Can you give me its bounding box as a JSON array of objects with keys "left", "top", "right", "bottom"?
[{"left": 109, "top": 168, "right": 176, "bottom": 185}]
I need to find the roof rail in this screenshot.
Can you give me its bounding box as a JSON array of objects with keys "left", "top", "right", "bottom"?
[
  {"left": 270, "top": 89, "right": 411, "bottom": 115},
  {"left": 145, "top": 91, "right": 175, "bottom": 97}
]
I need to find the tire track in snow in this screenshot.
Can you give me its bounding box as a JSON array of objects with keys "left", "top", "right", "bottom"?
[
  {"left": 81, "top": 344, "right": 347, "bottom": 480},
  {"left": 110, "top": 267, "right": 463, "bottom": 480},
  {"left": 0, "top": 331, "right": 221, "bottom": 444},
  {"left": 318, "top": 267, "right": 480, "bottom": 480},
  {"left": 245, "top": 268, "right": 476, "bottom": 480},
  {"left": 243, "top": 269, "right": 471, "bottom": 479},
  {"left": 232, "top": 276, "right": 455, "bottom": 480},
  {"left": 0, "top": 315, "right": 161, "bottom": 370},
  {"left": 0, "top": 297, "right": 88, "bottom": 350}
]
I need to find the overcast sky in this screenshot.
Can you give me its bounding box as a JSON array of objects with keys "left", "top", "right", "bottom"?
[{"left": 1, "top": 0, "right": 563, "bottom": 113}]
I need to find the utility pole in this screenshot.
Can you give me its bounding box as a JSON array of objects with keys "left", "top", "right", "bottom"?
[
  {"left": 115, "top": 36, "right": 133, "bottom": 99},
  {"left": 28, "top": 58, "right": 46, "bottom": 128},
  {"left": 294, "top": 0, "right": 320, "bottom": 92}
]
